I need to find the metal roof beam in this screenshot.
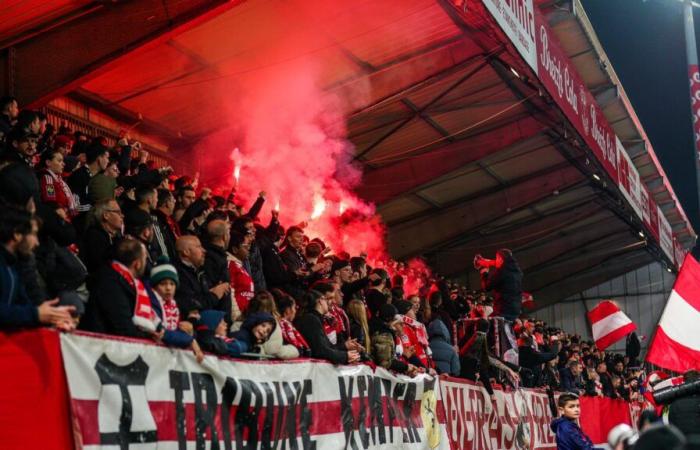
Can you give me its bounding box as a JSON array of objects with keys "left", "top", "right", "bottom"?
[{"left": 0, "top": 0, "right": 239, "bottom": 107}]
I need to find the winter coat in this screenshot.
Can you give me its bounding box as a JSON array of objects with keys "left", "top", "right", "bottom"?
[
  {"left": 370, "top": 321, "right": 409, "bottom": 373},
  {"left": 80, "top": 225, "right": 117, "bottom": 274},
  {"left": 518, "top": 345, "right": 559, "bottom": 388},
  {"left": 0, "top": 246, "right": 39, "bottom": 328},
  {"left": 259, "top": 318, "right": 299, "bottom": 360},
  {"left": 560, "top": 368, "right": 584, "bottom": 393},
  {"left": 550, "top": 417, "right": 596, "bottom": 450},
  {"left": 481, "top": 262, "right": 522, "bottom": 321},
  {"left": 247, "top": 242, "right": 267, "bottom": 293},
  {"left": 146, "top": 285, "right": 193, "bottom": 349},
  {"left": 173, "top": 260, "right": 220, "bottom": 316},
  {"left": 295, "top": 310, "right": 348, "bottom": 365},
  {"left": 428, "top": 319, "right": 460, "bottom": 376},
  {"left": 80, "top": 265, "right": 150, "bottom": 339},
  {"left": 365, "top": 289, "right": 388, "bottom": 318},
  {"left": 203, "top": 241, "right": 230, "bottom": 286}
]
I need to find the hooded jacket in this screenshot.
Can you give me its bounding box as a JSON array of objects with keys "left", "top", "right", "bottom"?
[
  {"left": 428, "top": 319, "right": 460, "bottom": 376},
  {"left": 196, "top": 310, "right": 275, "bottom": 357},
  {"left": 550, "top": 417, "right": 596, "bottom": 450}
]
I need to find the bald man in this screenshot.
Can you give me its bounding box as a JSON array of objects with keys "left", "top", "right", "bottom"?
[
  {"left": 174, "top": 235, "right": 229, "bottom": 316},
  {"left": 202, "top": 219, "right": 231, "bottom": 289}
]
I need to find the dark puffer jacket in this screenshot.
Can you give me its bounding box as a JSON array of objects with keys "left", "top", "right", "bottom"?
[{"left": 428, "top": 319, "right": 460, "bottom": 376}]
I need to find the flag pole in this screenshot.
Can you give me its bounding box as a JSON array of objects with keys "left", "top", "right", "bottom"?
[{"left": 683, "top": 0, "right": 700, "bottom": 210}]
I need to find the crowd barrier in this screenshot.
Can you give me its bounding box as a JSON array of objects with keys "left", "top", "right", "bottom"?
[{"left": 0, "top": 329, "right": 641, "bottom": 449}]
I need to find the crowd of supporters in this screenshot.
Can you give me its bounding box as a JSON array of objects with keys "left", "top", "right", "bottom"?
[{"left": 2, "top": 95, "right": 698, "bottom": 447}]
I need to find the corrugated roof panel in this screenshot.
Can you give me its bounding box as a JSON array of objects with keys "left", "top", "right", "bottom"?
[
  {"left": 82, "top": 44, "right": 201, "bottom": 103},
  {"left": 0, "top": 0, "right": 91, "bottom": 44}
]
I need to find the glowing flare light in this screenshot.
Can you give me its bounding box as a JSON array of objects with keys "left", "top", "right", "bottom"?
[{"left": 311, "top": 196, "right": 326, "bottom": 220}]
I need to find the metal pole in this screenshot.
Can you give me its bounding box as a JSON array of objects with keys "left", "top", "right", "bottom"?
[{"left": 683, "top": 0, "right": 700, "bottom": 209}]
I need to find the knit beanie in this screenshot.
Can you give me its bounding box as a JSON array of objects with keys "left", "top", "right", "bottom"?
[{"left": 150, "top": 257, "right": 179, "bottom": 287}]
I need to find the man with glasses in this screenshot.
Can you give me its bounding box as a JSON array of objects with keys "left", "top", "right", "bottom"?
[{"left": 80, "top": 199, "right": 124, "bottom": 277}]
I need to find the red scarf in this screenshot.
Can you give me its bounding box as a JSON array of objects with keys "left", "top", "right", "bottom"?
[
  {"left": 401, "top": 315, "right": 429, "bottom": 348},
  {"left": 329, "top": 304, "right": 349, "bottom": 334},
  {"left": 279, "top": 318, "right": 310, "bottom": 351},
  {"left": 111, "top": 261, "right": 160, "bottom": 333}
]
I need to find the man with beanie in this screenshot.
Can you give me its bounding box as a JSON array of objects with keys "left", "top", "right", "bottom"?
[{"left": 2, "top": 128, "right": 39, "bottom": 167}]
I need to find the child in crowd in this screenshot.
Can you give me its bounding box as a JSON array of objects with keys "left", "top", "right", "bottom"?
[
  {"left": 550, "top": 393, "right": 598, "bottom": 450},
  {"left": 147, "top": 258, "right": 204, "bottom": 362},
  {"left": 196, "top": 309, "right": 276, "bottom": 357}
]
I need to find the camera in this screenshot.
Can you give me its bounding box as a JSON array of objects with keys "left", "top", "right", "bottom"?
[{"left": 652, "top": 378, "right": 700, "bottom": 405}]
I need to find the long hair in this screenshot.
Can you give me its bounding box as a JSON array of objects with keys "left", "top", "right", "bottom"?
[
  {"left": 247, "top": 291, "right": 278, "bottom": 319},
  {"left": 346, "top": 299, "right": 371, "bottom": 353}
]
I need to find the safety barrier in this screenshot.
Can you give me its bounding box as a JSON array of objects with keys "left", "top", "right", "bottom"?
[{"left": 0, "top": 329, "right": 639, "bottom": 449}]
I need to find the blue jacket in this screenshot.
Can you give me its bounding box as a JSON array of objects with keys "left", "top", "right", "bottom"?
[
  {"left": 146, "top": 284, "right": 194, "bottom": 349},
  {"left": 0, "top": 246, "right": 38, "bottom": 328},
  {"left": 550, "top": 417, "right": 596, "bottom": 450},
  {"left": 428, "top": 319, "right": 460, "bottom": 376}
]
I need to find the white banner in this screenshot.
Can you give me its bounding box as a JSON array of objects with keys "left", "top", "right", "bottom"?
[
  {"left": 482, "top": 0, "right": 538, "bottom": 72},
  {"left": 439, "top": 377, "right": 556, "bottom": 450},
  {"left": 658, "top": 205, "right": 674, "bottom": 263},
  {"left": 60, "top": 333, "right": 449, "bottom": 450}
]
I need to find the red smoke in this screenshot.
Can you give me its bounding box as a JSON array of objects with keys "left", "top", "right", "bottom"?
[
  {"left": 195, "top": 57, "right": 386, "bottom": 258},
  {"left": 191, "top": 1, "right": 445, "bottom": 288}
]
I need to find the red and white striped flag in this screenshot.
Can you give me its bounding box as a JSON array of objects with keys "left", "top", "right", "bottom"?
[
  {"left": 587, "top": 300, "right": 636, "bottom": 350},
  {"left": 646, "top": 253, "right": 700, "bottom": 373}
]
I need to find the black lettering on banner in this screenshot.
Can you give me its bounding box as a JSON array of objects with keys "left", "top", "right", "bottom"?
[
  {"left": 381, "top": 379, "right": 395, "bottom": 443},
  {"left": 192, "top": 373, "right": 219, "bottom": 450},
  {"left": 369, "top": 377, "right": 386, "bottom": 445},
  {"left": 236, "top": 379, "right": 264, "bottom": 450},
  {"left": 282, "top": 381, "right": 301, "bottom": 450},
  {"left": 94, "top": 354, "right": 158, "bottom": 448},
  {"left": 169, "top": 370, "right": 191, "bottom": 450},
  {"left": 273, "top": 382, "right": 286, "bottom": 445},
  {"left": 390, "top": 383, "right": 407, "bottom": 443},
  {"left": 259, "top": 381, "right": 275, "bottom": 450},
  {"left": 356, "top": 375, "right": 369, "bottom": 448},
  {"left": 402, "top": 383, "right": 419, "bottom": 444},
  {"left": 299, "top": 379, "right": 316, "bottom": 450},
  {"left": 338, "top": 377, "right": 358, "bottom": 450},
  {"left": 220, "top": 377, "right": 239, "bottom": 450}
]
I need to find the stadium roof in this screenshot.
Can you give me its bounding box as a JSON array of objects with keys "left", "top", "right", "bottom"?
[{"left": 2, "top": 0, "right": 695, "bottom": 308}]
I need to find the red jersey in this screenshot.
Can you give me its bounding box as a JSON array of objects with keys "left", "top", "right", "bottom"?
[
  {"left": 39, "top": 169, "right": 77, "bottom": 216},
  {"left": 227, "top": 255, "right": 254, "bottom": 315}
]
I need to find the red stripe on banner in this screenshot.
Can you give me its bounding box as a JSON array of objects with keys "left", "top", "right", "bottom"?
[
  {"left": 587, "top": 300, "right": 620, "bottom": 324},
  {"left": 594, "top": 322, "right": 636, "bottom": 350},
  {"left": 0, "top": 329, "right": 75, "bottom": 450},
  {"left": 646, "top": 325, "right": 700, "bottom": 373},
  {"left": 672, "top": 253, "right": 700, "bottom": 312},
  {"left": 72, "top": 395, "right": 429, "bottom": 445}
]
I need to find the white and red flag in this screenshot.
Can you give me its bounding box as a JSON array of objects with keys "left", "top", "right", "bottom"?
[
  {"left": 587, "top": 300, "right": 636, "bottom": 350},
  {"left": 646, "top": 253, "right": 700, "bottom": 373}
]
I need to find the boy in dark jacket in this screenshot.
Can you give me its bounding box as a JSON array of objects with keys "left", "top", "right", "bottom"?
[{"left": 550, "top": 393, "right": 598, "bottom": 450}]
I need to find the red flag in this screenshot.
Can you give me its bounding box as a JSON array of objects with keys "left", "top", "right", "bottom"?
[
  {"left": 587, "top": 300, "right": 636, "bottom": 350},
  {"left": 646, "top": 253, "right": 700, "bottom": 372}
]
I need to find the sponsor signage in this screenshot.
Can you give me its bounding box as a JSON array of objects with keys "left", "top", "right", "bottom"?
[{"left": 482, "top": 0, "right": 538, "bottom": 72}]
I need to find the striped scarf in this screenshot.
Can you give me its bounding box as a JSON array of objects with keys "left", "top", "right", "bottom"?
[
  {"left": 111, "top": 261, "right": 160, "bottom": 333},
  {"left": 279, "top": 318, "right": 310, "bottom": 351}
]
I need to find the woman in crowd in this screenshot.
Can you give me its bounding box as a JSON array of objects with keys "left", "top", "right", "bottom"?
[
  {"left": 272, "top": 288, "right": 310, "bottom": 357},
  {"left": 244, "top": 290, "right": 299, "bottom": 359}
]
